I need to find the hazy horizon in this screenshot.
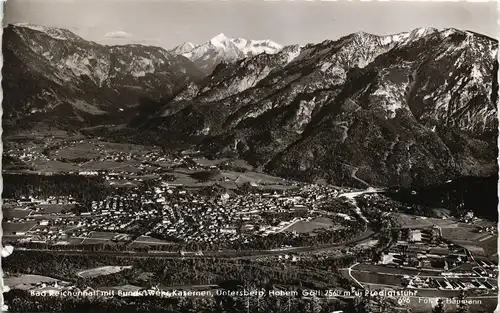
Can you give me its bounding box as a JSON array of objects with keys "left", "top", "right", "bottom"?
[{"left": 3, "top": 0, "right": 498, "bottom": 49}]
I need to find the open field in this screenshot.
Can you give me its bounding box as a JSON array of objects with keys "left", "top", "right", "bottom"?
[
  {"left": 194, "top": 158, "right": 254, "bottom": 170},
  {"left": 2, "top": 235, "right": 31, "bottom": 242},
  {"left": 52, "top": 141, "right": 159, "bottom": 159},
  {"left": 2, "top": 208, "right": 33, "bottom": 218},
  {"left": 451, "top": 241, "right": 486, "bottom": 256},
  {"left": 30, "top": 160, "right": 81, "bottom": 172},
  {"left": 439, "top": 226, "right": 497, "bottom": 259},
  {"left": 101, "top": 284, "right": 143, "bottom": 292},
  {"left": 441, "top": 227, "right": 491, "bottom": 242},
  {"left": 394, "top": 214, "right": 460, "bottom": 229},
  {"left": 54, "top": 237, "right": 85, "bottom": 245},
  {"left": 193, "top": 157, "right": 230, "bottom": 167},
  {"left": 78, "top": 232, "right": 133, "bottom": 245},
  {"left": 257, "top": 184, "right": 298, "bottom": 191},
  {"left": 79, "top": 160, "right": 143, "bottom": 173},
  {"left": 54, "top": 142, "right": 101, "bottom": 159},
  {"left": 98, "top": 141, "right": 158, "bottom": 153},
  {"left": 351, "top": 270, "right": 404, "bottom": 286},
  {"left": 2, "top": 222, "right": 37, "bottom": 234},
  {"left": 4, "top": 275, "right": 68, "bottom": 290},
  {"left": 109, "top": 179, "right": 141, "bottom": 187},
  {"left": 478, "top": 236, "right": 498, "bottom": 259},
  {"left": 5, "top": 129, "right": 84, "bottom": 139},
  {"left": 222, "top": 171, "right": 287, "bottom": 185},
  {"left": 166, "top": 168, "right": 296, "bottom": 190},
  {"left": 131, "top": 235, "right": 174, "bottom": 245},
  {"left": 8, "top": 137, "right": 163, "bottom": 173},
  {"left": 216, "top": 181, "right": 239, "bottom": 189},
  {"left": 283, "top": 217, "right": 341, "bottom": 233},
  {"left": 88, "top": 231, "right": 127, "bottom": 239},
  {"left": 77, "top": 266, "right": 133, "bottom": 278},
  {"left": 81, "top": 238, "right": 119, "bottom": 245},
  {"left": 354, "top": 263, "right": 444, "bottom": 276}
]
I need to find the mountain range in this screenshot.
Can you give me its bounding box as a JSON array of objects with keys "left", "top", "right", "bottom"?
[
  {"left": 2, "top": 24, "right": 498, "bottom": 188},
  {"left": 2, "top": 23, "right": 205, "bottom": 128},
  {"left": 172, "top": 33, "right": 283, "bottom": 75}
]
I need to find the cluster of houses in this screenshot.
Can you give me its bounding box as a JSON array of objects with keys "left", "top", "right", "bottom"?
[
  {"left": 80, "top": 183, "right": 342, "bottom": 244},
  {"left": 6, "top": 145, "right": 51, "bottom": 163},
  {"left": 6, "top": 176, "right": 349, "bottom": 247}
]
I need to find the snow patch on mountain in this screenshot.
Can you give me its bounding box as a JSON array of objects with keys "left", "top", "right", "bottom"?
[
  {"left": 470, "top": 63, "right": 483, "bottom": 80},
  {"left": 180, "top": 33, "right": 283, "bottom": 59},
  {"left": 183, "top": 34, "right": 242, "bottom": 61},
  {"left": 172, "top": 42, "right": 195, "bottom": 54},
  {"left": 320, "top": 62, "right": 332, "bottom": 72},
  {"left": 285, "top": 47, "right": 301, "bottom": 63},
  {"left": 380, "top": 33, "right": 411, "bottom": 45},
  {"left": 175, "top": 33, "right": 284, "bottom": 75},
  {"left": 371, "top": 83, "right": 406, "bottom": 118},
  {"left": 294, "top": 98, "right": 316, "bottom": 133},
  {"left": 58, "top": 53, "right": 110, "bottom": 86},
  {"left": 232, "top": 38, "right": 283, "bottom": 56},
  {"left": 13, "top": 23, "right": 82, "bottom": 41},
  {"left": 171, "top": 82, "right": 200, "bottom": 103}
]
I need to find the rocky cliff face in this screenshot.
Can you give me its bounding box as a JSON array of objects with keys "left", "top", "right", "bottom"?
[
  {"left": 2, "top": 23, "right": 204, "bottom": 128},
  {"left": 155, "top": 28, "right": 498, "bottom": 187}
]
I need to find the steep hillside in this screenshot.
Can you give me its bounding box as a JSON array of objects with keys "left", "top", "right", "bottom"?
[
  {"left": 2, "top": 23, "right": 204, "bottom": 131},
  {"left": 153, "top": 28, "right": 498, "bottom": 187}
]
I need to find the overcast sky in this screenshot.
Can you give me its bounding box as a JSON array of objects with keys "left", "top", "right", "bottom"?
[{"left": 3, "top": 0, "right": 498, "bottom": 49}]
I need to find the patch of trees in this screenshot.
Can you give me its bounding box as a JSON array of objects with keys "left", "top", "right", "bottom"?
[
  {"left": 218, "top": 161, "right": 249, "bottom": 173},
  {"left": 356, "top": 194, "right": 441, "bottom": 218},
  {"left": 4, "top": 251, "right": 363, "bottom": 293},
  {"left": 58, "top": 157, "right": 92, "bottom": 163},
  {"left": 190, "top": 169, "right": 222, "bottom": 182},
  {"left": 2, "top": 174, "right": 111, "bottom": 202},
  {"left": 385, "top": 175, "right": 499, "bottom": 221}
]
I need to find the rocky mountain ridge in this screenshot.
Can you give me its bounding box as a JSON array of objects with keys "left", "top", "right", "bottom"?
[
  {"left": 3, "top": 24, "right": 498, "bottom": 188},
  {"left": 2, "top": 23, "right": 204, "bottom": 128},
  {"left": 152, "top": 28, "right": 498, "bottom": 187}
]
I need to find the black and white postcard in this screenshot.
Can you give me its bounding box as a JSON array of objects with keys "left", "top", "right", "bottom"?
[{"left": 1, "top": 1, "right": 498, "bottom": 312}]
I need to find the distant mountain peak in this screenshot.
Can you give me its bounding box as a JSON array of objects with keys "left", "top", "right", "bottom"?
[
  {"left": 408, "top": 27, "right": 439, "bottom": 39},
  {"left": 173, "top": 33, "right": 283, "bottom": 75},
  {"left": 2, "top": 23, "right": 205, "bottom": 122},
  {"left": 172, "top": 42, "right": 196, "bottom": 54},
  {"left": 10, "top": 23, "right": 84, "bottom": 41},
  {"left": 210, "top": 33, "right": 230, "bottom": 46}
]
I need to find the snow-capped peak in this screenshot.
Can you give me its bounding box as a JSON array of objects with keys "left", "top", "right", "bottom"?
[
  {"left": 175, "top": 33, "right": 283, "bottom": 59},
  {"left": 172, "top": 42, "right": 196, "bottom": 54},
  {"left": 408, "top": 27, "right": 439, "bottom": 40},
  {"left": 231, "top": 38, "right": 283, "bottom": 57},
  {"left": 178, "top": 33, "right": 283, "bottom": 74},
  {"left": 210, "top": 33, "right": 231, "bottom": 47}
]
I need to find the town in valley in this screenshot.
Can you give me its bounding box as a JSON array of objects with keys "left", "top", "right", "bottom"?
[
  {"left": 2, "top": 132, "right": 498, "bottom": 313},
  {"left": 2, "top": 1, "right": 498, "bottom": 312}
]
